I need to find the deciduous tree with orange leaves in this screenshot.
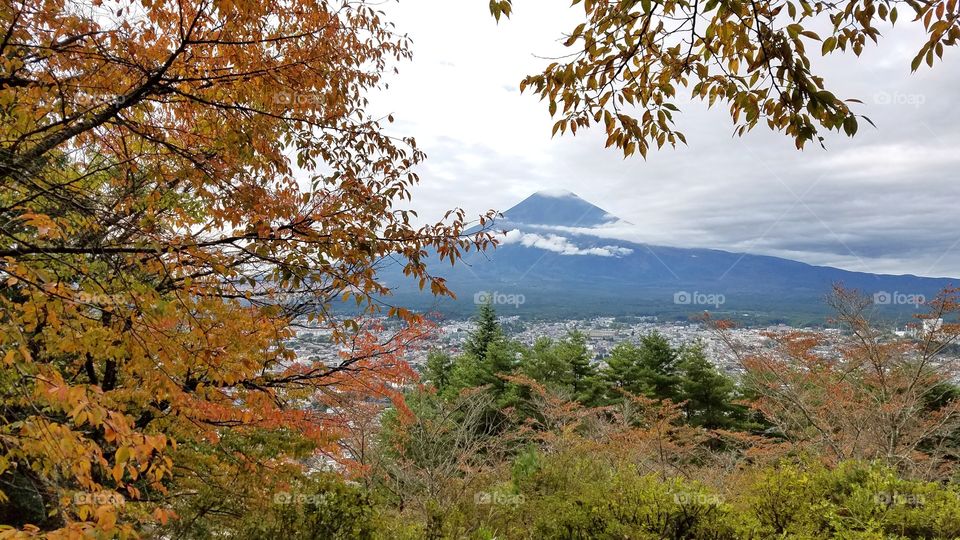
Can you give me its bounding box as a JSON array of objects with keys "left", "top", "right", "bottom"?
[
  {"left": 492, "top": 0, "right": 960, "bottom": 155},
  {"left": 711, "top": 286, "right": 960, "bottom": 479},
  {"left": 0, "top": 0, "right": 494, "bottom": 535}
]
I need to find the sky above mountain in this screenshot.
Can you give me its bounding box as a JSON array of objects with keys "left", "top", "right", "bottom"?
[{"left": 371, "top": 0, "right": 960, "bottom": 278}]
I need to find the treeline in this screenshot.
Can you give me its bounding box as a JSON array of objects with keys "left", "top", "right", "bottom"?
[{"left": 422, "top": 302, "right": 757, "bottom": 431}]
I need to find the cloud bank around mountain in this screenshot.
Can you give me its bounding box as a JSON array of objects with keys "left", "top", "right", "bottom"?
[{"left": 502, "top": 229, "right": 634, "bottom": 257}]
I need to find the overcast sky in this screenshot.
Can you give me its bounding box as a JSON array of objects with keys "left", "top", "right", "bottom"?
[{"left": 373, "top": 0, "right": 960, "bottom": 278}]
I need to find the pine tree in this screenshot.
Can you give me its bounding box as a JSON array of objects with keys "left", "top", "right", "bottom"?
[
  {"left": 523, "top": 332, "right": 603, "bottom": 405},
  {"left": 463, "top": 301, "right": 502, "bottom": 360},
  {"left": 601, "top": 342, "right": 650, "bottom": 402},
  {"left": 422, "top": 350, "right": 454, "bottom": 392},
  {"left": 522, "top": 337, "right": 568, "bottom": 387},
  {"left": 677, "top": 343, "right": 739, "bottom": 429},
  {"left": 563, "top": 332, "right": 604, "bottom": 406},
  {"left": 451, "top": 302, "right": 519, "bottom": 398},
  {"left": 601, "top": 333, "right": 682, "bottom": 403},
  {"left": 636, "top": 332, "right": 682, "bottom": 402}
]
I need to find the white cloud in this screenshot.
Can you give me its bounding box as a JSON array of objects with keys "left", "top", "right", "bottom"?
[
  {"left": 812, "top": 142, "right": 960, "bottom": 181},
  {"left": 501, "top": 229, "right": 634, "bottom": 257},
  {"left": 529, "top": 222, "right": 647, "bottom": 243}
]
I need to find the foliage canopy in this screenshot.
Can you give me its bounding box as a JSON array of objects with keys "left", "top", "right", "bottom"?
[{"left": 490, "top": 0, "right": 958, "bottom": 155}]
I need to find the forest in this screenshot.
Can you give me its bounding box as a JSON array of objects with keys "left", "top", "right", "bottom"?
[{"left": 145, "top": 292, "right": 960, "bottom": 538}]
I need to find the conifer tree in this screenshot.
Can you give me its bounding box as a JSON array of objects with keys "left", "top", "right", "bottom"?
[
  {"left": 422, "top": 350, "right": 455, "bottom": 392},
  {"left": 636, "top": 332, "right": 682, "bottom": 402},
  {"left": 601, "top": 342, "right": 650, "bottom": 402},
  {"left": 677, "top": 343, "right": 740, "bottom": 429},
  {"left": 463, "top": 301, "right": 503, "bottom": 361},
  {"left": 523, "top": 332, "right": 603, "bottom": 405},
  {"left": 453, "top": 302, "right": 519, "bottom": 397}
]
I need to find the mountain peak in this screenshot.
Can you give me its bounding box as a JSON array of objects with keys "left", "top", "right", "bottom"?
[
  {"left": 531, "top": 188, "right": 579, "bottom": 198},
  {"left": 504, "top": 190, "right": 619, "bottom": 227}
]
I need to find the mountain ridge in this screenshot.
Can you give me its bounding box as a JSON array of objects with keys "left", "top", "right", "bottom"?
[{"left": 384, "top": 190, "right": 956, "bottom": 323}]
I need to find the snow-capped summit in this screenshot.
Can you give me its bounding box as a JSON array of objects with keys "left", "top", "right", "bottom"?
[{"left": 501, "top": 190, "right": 619, "bottom": 227}]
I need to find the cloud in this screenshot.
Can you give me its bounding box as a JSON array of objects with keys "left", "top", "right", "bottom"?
[{"left": 501, "top": 229, "right": 634, "bottom": 257}]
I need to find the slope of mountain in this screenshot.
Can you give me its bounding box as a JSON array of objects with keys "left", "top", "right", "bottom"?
[{"left": 383, "top": 191, "right": 956, "bottom": 324}]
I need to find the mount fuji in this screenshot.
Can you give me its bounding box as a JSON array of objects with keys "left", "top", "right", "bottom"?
[{"left": 385, "top": 190, "right": 956, "bottom": 324}]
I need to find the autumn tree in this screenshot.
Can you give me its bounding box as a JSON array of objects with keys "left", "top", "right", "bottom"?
[
  {"left": 0, "top": 0, "right": 495, "bottom": 535},
  {"left": 370, "top": 387, "right": 518, "bottom": 530},
  {"left": 712, "top": 286, "right": 960, "bottom": 478},
  {"left": 490, "top": 0, "right": 959, "bottom": 155}
]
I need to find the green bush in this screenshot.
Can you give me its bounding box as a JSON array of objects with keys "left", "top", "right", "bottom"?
[
  {"left": 738, "top": 461, "right": 960, "bottom": 539},
  {"left": 449, "top": 450, "right": 741, "bottom": 540},
  {"left": 372, "top": 457, "right": 960, "bottom": 539},
  {"left": 233, "top": 475, "right": 375, "bottom": 540}
]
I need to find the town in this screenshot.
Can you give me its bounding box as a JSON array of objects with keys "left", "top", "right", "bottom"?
[{"left": 286, "top": 313, "right": 856, "bottom": 378}]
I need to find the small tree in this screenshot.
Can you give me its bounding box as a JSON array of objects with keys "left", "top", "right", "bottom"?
[
  {"left": 713, "top": 286, "right": 960, "bottom": 478},
  {"left": 677, "top": 343, "right": 744, "bottom": 429},
  {"left": 522, "top": 332, "right": 603, "bottom": 405},
  {"left": 602, "top": 342, "right": 652, "bottom": 402},
  {"left": 463, "top": 301, "right": 503, "bottom": 361},
  {"left": 370, "top": 388, "right": 516, "bottom": 522},
  {"left": 423, "top": 350, "right": 455, "bottom": 392}
]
